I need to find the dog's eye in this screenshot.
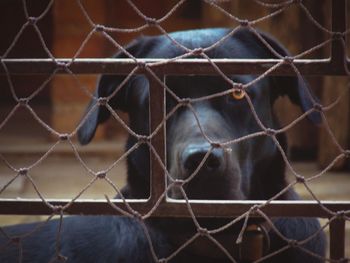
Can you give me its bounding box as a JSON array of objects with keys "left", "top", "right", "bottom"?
[{"left": 231, "top": 89, "right": 245, "bottom": 100}]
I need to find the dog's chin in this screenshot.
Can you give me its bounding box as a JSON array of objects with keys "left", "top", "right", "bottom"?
[
  {"left": 168, "top": 187, "right": 243, "bottom": 200},
  {"left": 167, "top": 170, "right": 244, "bottom": 200}
]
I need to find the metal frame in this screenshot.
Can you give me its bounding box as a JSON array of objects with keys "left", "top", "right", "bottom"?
[
  {"left": 0, "top": 0, "right": 348, "bottom": 260},
  {"left": 0, "top": 58, "right": 349, "bottom": 76}
]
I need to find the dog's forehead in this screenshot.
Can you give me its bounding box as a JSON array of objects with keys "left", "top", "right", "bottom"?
[
  {"left": 151, "top": 28, "right": 257, "bottom": 59},
  {"left": 165, "top": 75, "right": 256, "bottom": 98}
]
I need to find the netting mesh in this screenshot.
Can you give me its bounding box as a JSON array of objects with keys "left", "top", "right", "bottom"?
[{"left": 0, "top": 0, "right": 349, "bottom": 262}]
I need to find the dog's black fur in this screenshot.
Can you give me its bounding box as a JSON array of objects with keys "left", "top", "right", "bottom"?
[{"left": 0, "top": 28, "right": 326, "bottom": 262}]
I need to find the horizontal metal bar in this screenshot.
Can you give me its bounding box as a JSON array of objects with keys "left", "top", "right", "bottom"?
[
  {"left": 0, "top": 199, "right": 349, "bottom": 218},
  {"left": 0, "top": 58, "right": 349, "bottom": 76}
]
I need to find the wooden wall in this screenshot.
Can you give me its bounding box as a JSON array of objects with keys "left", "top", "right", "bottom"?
[{"left": 0, "top": 0, "right": 53, "bottom": 104}]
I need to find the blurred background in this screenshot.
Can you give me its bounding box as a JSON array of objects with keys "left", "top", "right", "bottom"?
[{"left": 0, "top": 1, "right": 349, "bottom": 252}]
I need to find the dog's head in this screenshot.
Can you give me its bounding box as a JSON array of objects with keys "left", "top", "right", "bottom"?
[{"left": 78, "top": 28, "right": 320, "bottom": 200}]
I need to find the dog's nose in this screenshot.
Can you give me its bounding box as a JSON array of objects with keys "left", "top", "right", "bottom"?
[{"left": 182, "top": 144, "right": 224, "bottom": 175}]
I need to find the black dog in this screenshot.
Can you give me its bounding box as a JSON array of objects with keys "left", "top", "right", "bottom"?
[{"left": 0, "top": 28, "right": 326, "bottom": 262}]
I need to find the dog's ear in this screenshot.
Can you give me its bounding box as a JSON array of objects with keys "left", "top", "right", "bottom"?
[
  {"left": 258, "top": 31, "right": 322, "bottom": 125},
  {"left": 77, "top": 37, "right": 156, "bottom": 145}
]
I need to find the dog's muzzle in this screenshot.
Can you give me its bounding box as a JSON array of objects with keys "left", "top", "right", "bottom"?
[{"left": 181, "top": 143, "right": 225, "bottom": 178}]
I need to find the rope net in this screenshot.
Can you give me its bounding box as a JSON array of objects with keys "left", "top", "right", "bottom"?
[{"left": 0, "top": 0, "right": 349, "bottom": 262}]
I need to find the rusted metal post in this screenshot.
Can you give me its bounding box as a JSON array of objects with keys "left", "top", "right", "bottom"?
[
  {"left": 330, "top": 0, "right": 347, "bottom": 73},
  {"left": 147, "top": 71, "right": 166, "bottom": 205},
  {"left": 329, "top": 218, "right": 345, "bottom": 261}
]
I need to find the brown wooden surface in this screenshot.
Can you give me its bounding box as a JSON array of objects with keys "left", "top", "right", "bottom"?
[
  {"left": 51, "top": 1, "right": 109, "bottom": 137},
  {"left": 318, "top": 0, "right": 349, "bottom": 170},
  {"left": 0, "top": 0, "right": 53, "bottom": 103},
  {"left": 318, "top": 77, "right": 350, "bottom": 169}
]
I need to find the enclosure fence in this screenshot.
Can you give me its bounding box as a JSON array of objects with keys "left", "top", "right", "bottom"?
[{"left": 0, "top": 0, "right": 350, "bottom": 262}]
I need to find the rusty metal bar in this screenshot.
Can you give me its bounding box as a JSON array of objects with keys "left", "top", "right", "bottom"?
[
  {"left": 329, "top": 218, "right": 346, "bottom": 261},
  {"left": 147, "top": 71, "right": 166, "bottom": 203},
  {"left": 1, "top": 58, "right": 350, "bottom": 76},
  {"left": 330, "top": 0, "right": 347, "bottom": 71},
  {"left": 0, "top": 199, "right": 349, "bottom": 218}
]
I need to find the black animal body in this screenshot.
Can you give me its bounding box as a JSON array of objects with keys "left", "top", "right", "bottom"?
[{"left": 0, "top": 28, "right": 326, "bottom": 263}]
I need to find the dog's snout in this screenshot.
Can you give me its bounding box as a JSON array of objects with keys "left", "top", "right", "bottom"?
[{"left": 182, "top": 144, "right": 224, "bottom": 175}]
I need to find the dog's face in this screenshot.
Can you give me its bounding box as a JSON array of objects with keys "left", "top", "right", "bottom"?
[
  {"left": 78, "top": 28, "right": 320, "bottom": 200},
  {"left": 165, "top": 75, "right": 275, "bottom": 200}
]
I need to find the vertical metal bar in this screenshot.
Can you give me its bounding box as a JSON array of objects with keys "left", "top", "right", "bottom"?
[
  {"left": 147, "top": 71, "right": 166, "bottom": 204},
  {"left": 329, "top": 218, "right": 345, "bottom": 261},
  {"left": 330, "top": 0, "right": 347, "bottom": 69}
]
